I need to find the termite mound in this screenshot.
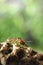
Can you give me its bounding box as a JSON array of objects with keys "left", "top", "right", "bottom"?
[{"left": 0, "top": 38, "right": 43, "bottom": 65}]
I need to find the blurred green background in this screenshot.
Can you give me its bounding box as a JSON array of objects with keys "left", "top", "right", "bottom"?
[{"left": 0, "top": 0, "right": 43, "bottom": 52}]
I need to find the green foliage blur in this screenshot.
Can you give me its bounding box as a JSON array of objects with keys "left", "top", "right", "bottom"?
[{"left": 0, "top": 0, "right": 43, "bottom": 52}]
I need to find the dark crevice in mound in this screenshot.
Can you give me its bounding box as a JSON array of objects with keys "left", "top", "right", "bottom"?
[
  {"left": 30, "top": 50, "right": 37, "bottom": 56},
  {"left": 16, "top": 49, "right": 25, "bottom": 59},
  {"left": 0, "top": 44, "right": 3, "bottom": 48},
  {"left": 5, "top": 48, "right": 12, "bottom": 55},
  {"left": 38, "top": 55, "right": 43, "bottom": 61},
  {"left": 28, "top": 58, "right": 39, "bottom": 65},
  {"left": 6, "top": 56, "right": 18, "bottom": 65},
  {"left": 1, "top": 43, "right": 13, "bottom": 55},
  {"left": 18, "top": 57, "right": 39, "bottom": 65}
]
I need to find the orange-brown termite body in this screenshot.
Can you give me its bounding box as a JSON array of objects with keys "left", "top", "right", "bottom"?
[{"left": 6, "top": 38, "right": 27, "bottom": 46}]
